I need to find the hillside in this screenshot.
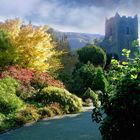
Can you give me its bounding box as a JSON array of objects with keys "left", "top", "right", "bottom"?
[{"left": 48, "top": 28, "right": 104, "bottom": 50}]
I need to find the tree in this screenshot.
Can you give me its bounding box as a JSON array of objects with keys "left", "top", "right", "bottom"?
[
  {"left": 0, "top": 29, "right": 17, "bottom": 68},
  {"left": 92, "top": 45, "right": 140, "bottom": 140},
  {"left": 100, "top": 75, "right": 140, "bottom": 140},
  {"left": 0, "top": 19, "right": 62, "bottom": 74},
  {"left": 71, "top": 63, "right": 108, "bottom": 97},
  {"left": 49, "top": 31, "right": 78, "bottom": 87},
  {"left": 92, "top": 67, "right": 108, "bottom": 93},
  {"left": 77, "top": 45, "right": 106, "bottom": 67},
  {"left": 54, "top": 35, "right": 78, "bottom": 74}
]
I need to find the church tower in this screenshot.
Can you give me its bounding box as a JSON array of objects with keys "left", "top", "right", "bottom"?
[{"left": 100, "top": 13, "right": 138, "bottom": 60}]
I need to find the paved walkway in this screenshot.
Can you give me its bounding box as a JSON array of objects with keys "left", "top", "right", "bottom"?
[{"left": 0, "top": 107, "right": 102, "bottom": 140}]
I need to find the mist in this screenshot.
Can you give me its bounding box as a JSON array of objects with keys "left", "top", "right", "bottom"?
[{"left": 0, "top": 0, "right": 140, "bottom": 35}]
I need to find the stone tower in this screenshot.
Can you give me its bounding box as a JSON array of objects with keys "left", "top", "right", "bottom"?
[{"left": 100, "top": 13, "right": 138, "bottom": 60}]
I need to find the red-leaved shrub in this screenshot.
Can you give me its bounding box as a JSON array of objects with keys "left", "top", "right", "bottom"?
[{"left": 0, "top": 65, "right": 64, "bottom": 89}]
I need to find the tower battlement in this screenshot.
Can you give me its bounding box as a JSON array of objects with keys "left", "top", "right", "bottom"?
[{"left": 100, "top": 13, "right": 138, "bottom": 60}]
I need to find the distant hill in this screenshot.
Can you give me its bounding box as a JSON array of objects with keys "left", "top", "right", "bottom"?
[
  {"left": 64, "top": 32, "right": 104, "bottom": 49},
  {"left": 48, "top": 28, "right": 104, "bottom": 50}
]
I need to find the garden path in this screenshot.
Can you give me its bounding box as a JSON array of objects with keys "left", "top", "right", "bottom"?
[{"left": 0, "top": 107, "right": 102, "bottom": 140}]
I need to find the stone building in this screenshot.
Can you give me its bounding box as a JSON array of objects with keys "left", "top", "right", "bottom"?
[{"left": 100, "top": 13, "right": 138, "bottom": 60}]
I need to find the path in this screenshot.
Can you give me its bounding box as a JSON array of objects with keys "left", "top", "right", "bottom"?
[{"left": 0, "top": 107, "right": 102, "bottom": 140}]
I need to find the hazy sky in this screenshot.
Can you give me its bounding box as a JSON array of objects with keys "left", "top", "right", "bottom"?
[{"left": 0, "top": 0, "right": 140, "bottom": 35}]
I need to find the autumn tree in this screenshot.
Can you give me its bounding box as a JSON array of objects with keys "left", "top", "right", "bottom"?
[{"left": 0, "top": 19, "right": 62, "bottom": 74}]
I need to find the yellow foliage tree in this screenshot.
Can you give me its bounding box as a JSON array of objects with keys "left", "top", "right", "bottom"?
[{"left": 0, "top": 19, "right": 62, "bottom": 73}]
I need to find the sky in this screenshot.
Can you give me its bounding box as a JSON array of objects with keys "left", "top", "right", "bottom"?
[{"left": 0, "top": 0, "right": 140, "bottom": 35}]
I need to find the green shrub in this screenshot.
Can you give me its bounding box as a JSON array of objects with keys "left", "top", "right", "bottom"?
[
  {"left": 0, "top": 120, "right": 12, "bottom": 132},
  {"left": 0, "top": 30, "right": 17, "bottom": 68},
  {"left": 0, "top": 77, "right": 24, "bottom": 114},
  {"left": 33, "top": 86, "right": 82, "bottom": 113},
  {"left": 83, "top": 88, "right": 97, "bottom": 100},
  {"left": 48, "top": 103, "right": 63, "bottom": 115},
  {"left": 92, "top": 68, "right": 108, "bottom": 93},
  {"left": 16, "top": 84, "right": 36, "bottom": 101},
  {"left": 0, "top": 113, "right": 17, "bottom": 132},
  {"left": 72, "top": 63, "right": 108, "bottom": 96},
  {"left": 51, "top": 106, "right": 63, "bottom": 115},
  {"left": 91, "top": 44, "right": 140, "bottom": 140},
  {"left": 0, "top": 113, "right": 5, "bottom": 122},
  {"left": 100, "top": 76, "right": 140, "bottom": 140},
  {"left": 0, "top": 113, "right": 6, "bottom": 132},
  {"left": 83, "top": 88, "right": 101, "bottom": 107},
  {"left": 38, "top": 107, "right": 54, "bottom": 118},
  {"left": 38, "top": 103, "right": 63, "bottom": 118},
  {"left": 77, "top": 45, "right": 106, "bottom": 67},
  {"left": 15, "top": 106, "right": 39, "bottom": 125}
]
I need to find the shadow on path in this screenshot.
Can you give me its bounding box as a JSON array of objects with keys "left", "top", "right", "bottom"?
[{"left": 0, "top": 109, "right": 102, "bottom": 140}]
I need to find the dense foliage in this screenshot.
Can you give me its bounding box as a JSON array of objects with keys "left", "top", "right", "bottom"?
[
  {"left": 66, "top": 44, "right": 108, "bottom": 99},
  {"left": 0, "top": 77, "right": 24, "bottom": 114},
  {"left": 2, "top": 17, "right": 140, "bottom": 140},
  {"left": 32, "top": 86, "right": 82, "bottom": 113},
  {"left": 77, "top": 45, "right": 106, "bottom": 67},
  {"left": 0, "top": 74, "right": 82, "bottom": 132},
  {"left": 71, "top": 63, "right": 108, "bottom": 97},
  {"left": 0, "top": 19, "right": 62, "bottom": 73},
  {"left": 1, "top": 65, "right": 64, "bottom": 89},
  {"left": 50, "top": 32, "right": 78, "bottom": 89},
  {"left": 83, "top": 88, "right": 101, "bottom": 107},
  {"left": 0, "top": 18, "right": 82, "bottom": 133},
  {"left": 100, "top": 75, "right": 140, "bottom": 140},
  {"left": 92, "top": 43, "right": 140, "bottom": 140},
  {"left": 0, "top": 30, "right": 17, "bottom": 68}
]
